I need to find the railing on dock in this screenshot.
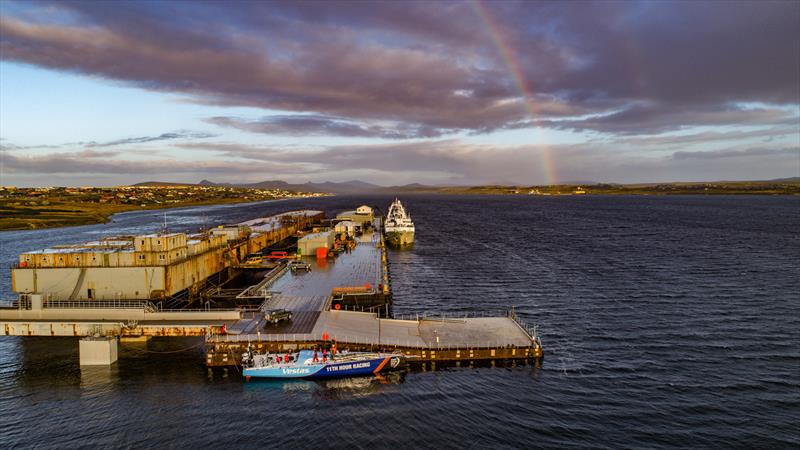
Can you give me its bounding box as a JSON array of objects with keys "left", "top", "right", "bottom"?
[
  {"left": 390, "top": 308, "right": 539, "bottom": 335},
  {"left": 8, "top": 295, "right": 240, "bottom": 314},
  {"left": 236, "top": 264, "right": 287, "bottom": 299},
  {"left": 210, "top": 331, "right": 536, "bottom": 351},
  {"left": 45, "top": 299, "right": 158, "bottom": 311}
]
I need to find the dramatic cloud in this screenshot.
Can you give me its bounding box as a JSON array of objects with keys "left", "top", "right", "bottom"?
[
  {"left": 0, "top": 11, "right": 523, "bottom": 132},
  {"left": 2, "top": 1, "right": 797, "bottom": 137}
]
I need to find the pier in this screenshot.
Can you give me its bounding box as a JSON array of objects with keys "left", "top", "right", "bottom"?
[{"left": 1, "top": 206, "right": 543, "bottom": 367}]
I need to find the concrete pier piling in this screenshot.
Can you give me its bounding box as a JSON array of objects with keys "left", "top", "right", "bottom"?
[{"left": 79, "top": 336, "right": 118, "bottom": 365}]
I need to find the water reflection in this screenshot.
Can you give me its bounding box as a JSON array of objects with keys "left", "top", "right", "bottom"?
[
  {"left": 80, "top": 365, "right": 120, "bottom": 392},
  {"left": 241, "top": 370, "right": 407, "bottom": 399},
  {"left": 243, "top": 378, "right": 315, "bottom": 393},
  {"left": 313, "top": 370, "right": 406, "bottom": 400}
]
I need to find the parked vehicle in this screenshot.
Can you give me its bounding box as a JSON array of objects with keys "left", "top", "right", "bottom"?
[
  {"left": 289, "top": 260, "right": 311, "bottom": 273},
  {"left": 264, "top": 309, "right": 293, "bottom": 325},
  {"left": 244, "top": 256, "right": 263, "bottom": 265},
  {"left": 266, "top": 251, "right": 289, "bottom": 260}
]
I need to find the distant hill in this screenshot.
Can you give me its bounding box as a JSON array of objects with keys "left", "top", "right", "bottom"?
[
  {"left": 134, "top": 179, "right": 418, "bottom": 193},
  {"left": 192, "top": 179, "right": 437, "bottom": 194},
  {"left": 133, "top": 177, "right": 800, "bottom": 194},
  {"left": 299, "top": 180, "right": 382, "bottom": 194},
  {"left": 765, "top": 177, "right": 800, "bottom": 183},
  {"left": 134, "top": 181, "right": 200, "bottom": 187}
]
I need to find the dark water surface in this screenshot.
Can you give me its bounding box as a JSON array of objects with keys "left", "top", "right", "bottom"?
[{"left": 1, "top": 195, "right": 798, "bottom": 448}]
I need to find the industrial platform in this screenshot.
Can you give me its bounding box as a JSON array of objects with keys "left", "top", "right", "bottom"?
[{"left": 1, "top": 206, "right": 543, "bottom": 366}]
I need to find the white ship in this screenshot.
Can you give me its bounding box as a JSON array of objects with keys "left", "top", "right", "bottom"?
[{"left": 384, "top": 199, "right": 415, "bottom": 246}]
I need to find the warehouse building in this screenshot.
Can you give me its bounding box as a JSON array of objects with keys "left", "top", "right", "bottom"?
[
  {"left": 297, "top": 230, "right": 335, "bottom": 256},
  {"left": 13, "top": 233, "right": 228, "bottom": 301},
  {"left": 335, "top": 205, "right": 373, "bottom": 227}
]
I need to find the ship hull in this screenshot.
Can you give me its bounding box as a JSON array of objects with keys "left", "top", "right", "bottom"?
[{"left": 386, "top": 230, "right": 414, "bottom": 246}]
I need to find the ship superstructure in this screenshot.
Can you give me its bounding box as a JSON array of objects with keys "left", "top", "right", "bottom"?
[{"left": 384, "top": 199, "right": 415, "bottom": 246}]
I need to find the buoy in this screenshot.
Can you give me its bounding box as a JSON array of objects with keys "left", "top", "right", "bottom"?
[{"left": 334, "top": 303, "right": 341, "bottom": 310}]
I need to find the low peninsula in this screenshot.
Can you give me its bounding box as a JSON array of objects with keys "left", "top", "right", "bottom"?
[{"left": 0, "top": 184, "right": 325, "bottom": 231}]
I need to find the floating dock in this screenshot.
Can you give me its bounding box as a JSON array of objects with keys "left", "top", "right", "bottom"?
[{"left": 1, "top": 206, "right": 543, "bottom": 366}]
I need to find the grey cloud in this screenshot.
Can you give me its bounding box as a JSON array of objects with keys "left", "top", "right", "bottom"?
[
  {"left": 179, "top": 138, "right": 800, "bottom": 185},
  {"left": 206, "top": 116, "right": 445, "bottom": 139},
  {"left": 0, "top": 131, "right": 216, "bottom": 151},
  {"left": 68, "top": 150, "right": 121, "bottom": 158},
  {"left": 673, "top": 147, "right": 800, "bottom": 160},
  {"left": 0, "top": 14, "right": 524, "bottom": 132},
  {"left": 7, "top": 137, "right": 800, "bottom": 185},
  {"left": 529, "top": 1, "right": 800, "bottom": 105},
  {"left": 89, "top": 131, "right": 217, "bottom": 147},
  {"left": 542, "top": 104, "right": 797, "bottom": 135},
  {"left": 181, "top": 140, "right": 549, "bottom": 176},
  {"left": 0, "top": 142, "right": 62, "bottom": 151},
  {"left": 619, "top": 126, "right": 800, "bottom": 147},
  {"left": 2, "top": 150, "right": 312, "bottom": 175}
]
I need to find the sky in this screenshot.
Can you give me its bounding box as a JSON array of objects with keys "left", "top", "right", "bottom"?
[{"left": 0, "top": 0, "right": 798, "bottom": 187}]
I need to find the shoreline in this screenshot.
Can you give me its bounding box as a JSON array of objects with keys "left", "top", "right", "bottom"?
[
  {"left": 430, "top": 183, "right": 800, "bottom": 196},
  {"left": 433, "top": 190, "right": 800, "bottom": 196},
  {"left": 0, "top": 196, "right": 320, "bottom": 232}
]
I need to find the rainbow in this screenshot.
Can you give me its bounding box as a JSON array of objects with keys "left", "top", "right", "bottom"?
[{"left": 471, "top": 0, "right": 557, "bottom": 185}]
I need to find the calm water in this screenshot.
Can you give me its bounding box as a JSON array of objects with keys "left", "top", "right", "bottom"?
[{"left": 1, "top": 195, "right": 798, "bottom": 448}]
